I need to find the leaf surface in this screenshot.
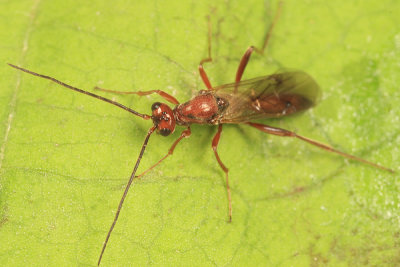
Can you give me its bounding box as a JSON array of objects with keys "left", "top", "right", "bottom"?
[{"left": 0, "top": 0, "right": 399, "bottom": 266}]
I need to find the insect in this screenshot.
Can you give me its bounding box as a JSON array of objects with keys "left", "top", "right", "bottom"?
[{"left": 8, "top": 4, "right": 395, "bottom": 266}]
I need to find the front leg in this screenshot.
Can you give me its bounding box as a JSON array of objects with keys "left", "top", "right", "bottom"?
[
  {"left": 94, "top": 86, "right": 179, "bottom": 105},
  {"left": 134, "top": 127, "right": 192, "bottom": 179},
  {"left": 198, "top": 15, "right": 213, "bottom": 90}
]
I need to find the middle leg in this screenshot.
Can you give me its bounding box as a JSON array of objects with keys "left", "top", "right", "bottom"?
[{"left": 212, "top": 124, "right": 232, "bottom": 222}]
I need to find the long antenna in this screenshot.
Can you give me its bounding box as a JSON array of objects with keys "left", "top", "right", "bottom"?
[
  {"left": 8, "top": 63, "right": 157, "bottom": 264},
  {"left": 98, "top": 126, "right": 156, "bottom": 265},
  {"left": 7, "top": 63, "right": 151, "bottom": 120}
]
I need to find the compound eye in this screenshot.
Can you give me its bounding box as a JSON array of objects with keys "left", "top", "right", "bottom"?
[
  {"left": 151, "top": 102, "right": 161, "bottom": 111},
  {"left": 159, "top": 128, "right": 171, "bottom": 136}
]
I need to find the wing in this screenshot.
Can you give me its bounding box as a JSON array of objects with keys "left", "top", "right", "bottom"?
[{"left": 213, "top": 71, "right": 321, "bottom": 123}]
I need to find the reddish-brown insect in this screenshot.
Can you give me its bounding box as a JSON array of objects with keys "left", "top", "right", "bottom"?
[{"left": 8, "top": 4, "right": 395, "bottom": 266}]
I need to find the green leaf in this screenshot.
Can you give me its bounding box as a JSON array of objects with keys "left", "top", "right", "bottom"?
[{"left": 1, "top": 0, "right": 399, "bottom": 266}]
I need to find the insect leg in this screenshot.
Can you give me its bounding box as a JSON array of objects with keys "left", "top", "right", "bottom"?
[
  {"left": 212, "top": 124, "right": 232, "bottom": 222},
  {"left": 235, "top": 2, "right": 283, "bottom": 86},
  {"left": 198, "top": 15, "right": 213, "bottom": 90},
  {"left": 94, "top": 86, "right": 179, "bottom": 105},
  {"left": 135, "top": 127, "right": 192, "bottom": 179},
  {"left": 246, "top": 122, "right": 395, "bottom": 173}
]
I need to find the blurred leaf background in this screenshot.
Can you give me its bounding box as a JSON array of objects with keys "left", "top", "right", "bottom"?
[{"left": 0, "top": 0, "right": 399, "bottom": 266}]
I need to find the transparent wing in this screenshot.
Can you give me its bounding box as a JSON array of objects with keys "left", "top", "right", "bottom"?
[{"left": 213, "top": 71, "right": 321, "bottom": 123}]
